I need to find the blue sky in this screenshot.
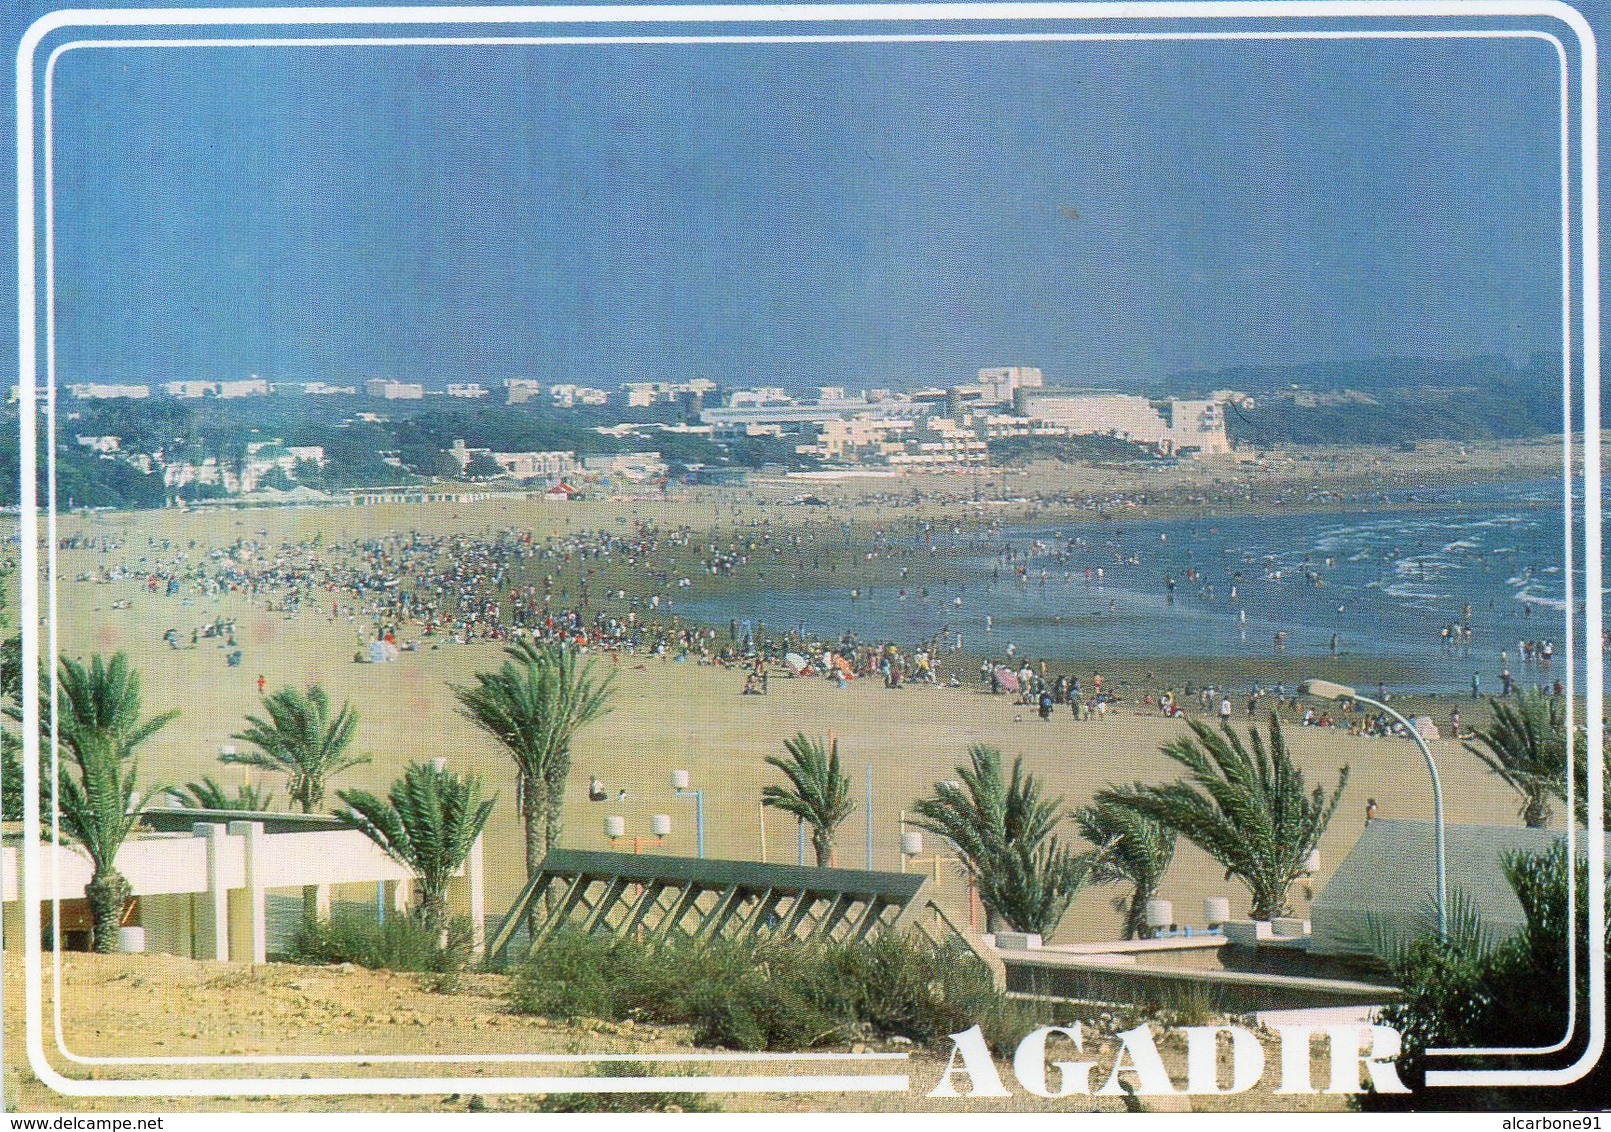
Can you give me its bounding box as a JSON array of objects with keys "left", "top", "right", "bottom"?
[{"left": 41, "top": 30, "right": 1564, "bottom": 390}]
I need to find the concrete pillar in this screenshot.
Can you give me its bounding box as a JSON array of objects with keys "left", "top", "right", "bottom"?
[
  {"left": 313, "top": 885, "right": 332, "bottom": 921},
  {"left": 227, "top": 821, "right": 267, "bottom": 964},
  {"left": 191, "top": 823, "right": 229, "bottom": 961},
  {"left": 389, "top": 877, "right": 412, "bottom": 916},
  {"left": 467, "top": 833, "right": 485, "bottom": 956}
]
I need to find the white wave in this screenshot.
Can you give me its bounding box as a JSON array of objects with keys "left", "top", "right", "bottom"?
[
  {"left": 1514, "top": 587, "right": 1567, "bottom": 612},
  {"left": 1383, "top": 582, "right": 1450, "bottom": 604}
]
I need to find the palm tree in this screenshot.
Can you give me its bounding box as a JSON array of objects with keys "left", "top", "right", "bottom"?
[
  {"left": 1464, "top": 691, "right": 1568, "bottom": 828},
  {"left": 1076, "top": 789, "right": 1177, "bottom": 940},
  {"left": 1, "top": 634, "right": 27, "bottom": 822},
  {"left": 1, "top": 735, "right": 23, "bottom": 822},
  {"left": 1572, "top": 724, "right": 1605, "bottom": 830},
  {"left": 1106, "top": 715, "right": 1348, "bottom": 922},
  {"left": 982, "top": 836, "right": 1093, "bottom": 937},
  {"left": 453, "top": 641, "right": 615, "bottom": 885},
  {"left": 167, "top": 776, "right": 275, "bottom": 812},
  {"left": 50, "top": 654, "right": 176, "bottom": 952},
  {"left": 761, "top": 733, "right": 855, "bottom": 867},
  {"left": 222, "top": 684, "right": 367, "bottom": 813},
  {"left": 909, "top": 745, "right": 1086, "bottom": 935},
  {"left": 336, "top": 762, "right": 496, "bottom": 936}
]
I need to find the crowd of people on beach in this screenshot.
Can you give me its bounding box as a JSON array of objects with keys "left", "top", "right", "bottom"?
[
  {"left": 55, "top": 510, "right": 1584, "bottom": 754},
  {"left": 60, "top": 523, "right": 983, "bottom": 674}
]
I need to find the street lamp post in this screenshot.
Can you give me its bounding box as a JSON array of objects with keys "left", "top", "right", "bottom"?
[
  {"left": 1301, "top": 678, "right": 1447, "bottom": 941},
  {"left": 672, "top": 769, "right": 705, "bottom": 858}
]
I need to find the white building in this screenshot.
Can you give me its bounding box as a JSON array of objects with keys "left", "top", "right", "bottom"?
[
  {"left": 74, "top": 435, "right": 120, "bottom": 454},
  {"left": 548, "top": 384, "right": 612, "bottom": 408},
  {"left": 504, "top": 379, "right": 543, "bottom": 405},
  {"left": 1, "top": 811, "right": 484, "bottom": 962},
  {"left": 702, "top": 393, "right": 927, "bottom": 436},
  {"left": 581, "top": 451, "right": 669, "bottom": 481},
  {"left": 164, "top": 380, "right": 216, "bottom": 399},
  {"left": 444, "top": 383, "right": 489, "bottom": 399},
  {"left": 971, "top": 366, "right": 1044, "bottom": 406},
  {"left": 727, "top": 388, "right": 792, "bottom": 408},
  {"left": 621, "top": 379, "right": 718, "bottom": 408},
  {"left": 1017, "top": 391, "right": 1233, "bottom": 455},
  {"left": 216, "top": 377, "right": 270, "bottom": 399},
  {"left": 495, "top": 450, "right": 578, "bottom": 480},
  {"left": 621, "top": 382, "right": 660, "bottom": 408},
  {"left": 163, "top": 457, "right": 234, "bottom": 493},
  {"left": 66, "top": 383, "right": 149, "bottom": 400},
  {"left": 796, "top": 417, "right": 915, "bottom": 463},
  {"left": 447, "top": 439, "right": 578, "bottom": 481},
  {"left": 365, "top": 378, "right": 425, "bottom": 400}
]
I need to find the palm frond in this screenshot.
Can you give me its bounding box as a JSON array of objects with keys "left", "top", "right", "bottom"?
[
  {"left": 1463, "top": 691, "right": 1568, "bottom": 827},
  {"left": 225, "top": 684, "right": 367, "bottom": 812},
  {"left": 910, "top": 745, "right": 1085, "bottom": 935},
  {"left": 46, "top": 654, "right": 173, "bottom": 877},
  {"left": 167, "top": 776, "right": 275, "bottom": 811},
  {"left": 1105, "top": 714, "right": 1347, "bottom": 921},
  {"left": 336, "top": 762, "right": 497, "bottom": 930},
  {"left": 450, "top": 642, "right": 615, "bottom": 863},
  {"left": 1075, "top": 789, "right": 1177, "bottom": 939},
  {"left": 762, "top": 733, "right": 855, "bottom": 865}
]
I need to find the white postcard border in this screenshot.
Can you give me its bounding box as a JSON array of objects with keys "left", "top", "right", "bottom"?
[{"left": 14, "top": 1, "right": 1603, "bottom": 1099}]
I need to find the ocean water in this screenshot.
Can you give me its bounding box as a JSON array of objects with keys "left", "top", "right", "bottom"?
[{"left": 679, "top": 479, "right": 1592, "bottom": 694}]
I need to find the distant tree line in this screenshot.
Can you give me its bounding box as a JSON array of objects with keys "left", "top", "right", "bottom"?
[
  {"left": 0, "top": 395, "right": 819, "bottom": 510},
  {"left": 987, "top": 433, "right": 1168, "bottom": 466}
]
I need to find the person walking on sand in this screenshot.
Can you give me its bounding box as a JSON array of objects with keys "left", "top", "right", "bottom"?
[
  {"left": 1365, "top": 798, "right": 1378, "bottom": 825},
  {"left": 1219, "top": 696, "right": 1233, "bottom": 724},
  {"left": 256, "top": 673, "right": 266, "bottom": 695}
]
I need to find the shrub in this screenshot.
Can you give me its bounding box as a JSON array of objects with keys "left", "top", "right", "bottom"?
[
  {"left": 1363, "top": 843, "right": 1608, "bottom": 1111},
  {"left": 510, "top": 930, "right": 1065, "bottom": 1054},
  {"left": 506, "top": 930, "right": 627, "bottom": 1020},
  {"left": 528, "top": 1062, "right": 722, "bottom": 1113},
  {"left": 283, "top": 909, "right": 473, "bottom": 974},
  {"left": 682, "top": 954, "right": 848, "bottom": 1051}
]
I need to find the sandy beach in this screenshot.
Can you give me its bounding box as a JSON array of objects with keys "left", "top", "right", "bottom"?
[{"left": 33, "top": 448, "right": 1548, "bottom": 948}]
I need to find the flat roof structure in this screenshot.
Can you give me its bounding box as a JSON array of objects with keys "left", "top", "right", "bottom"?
[
  {"left": 3, "top": 810, "right": 485, "bottom": 962},
  {"left": 1308, "top": 820, "right": 1602, "bottom": 958}
]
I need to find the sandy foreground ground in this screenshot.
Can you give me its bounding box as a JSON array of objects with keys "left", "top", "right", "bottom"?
[
  {"left": 4, "top": 444, "right": 1569, "bottom": 1111},
  {"left": 2, "top": 951, "right": 1363, "bottom": 1113}
]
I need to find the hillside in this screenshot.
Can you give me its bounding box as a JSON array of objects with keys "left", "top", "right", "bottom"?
[{"left": 1171, "top": 354, "right": 1574, "bottom": 447}]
